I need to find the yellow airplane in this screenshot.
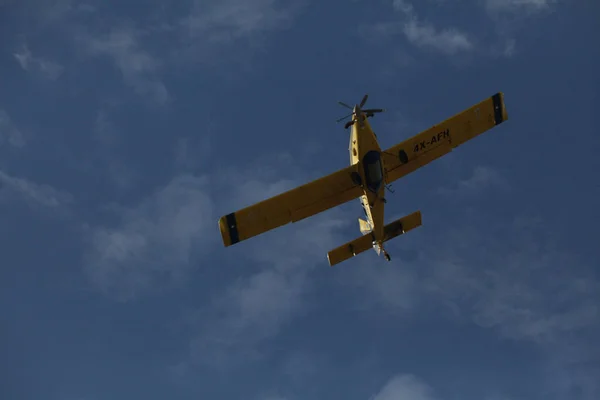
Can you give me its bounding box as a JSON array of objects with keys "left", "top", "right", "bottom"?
[{"left": 219, "top": 93, "right": 508, "bottom": 266}]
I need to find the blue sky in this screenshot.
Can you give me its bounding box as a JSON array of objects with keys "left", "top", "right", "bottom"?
[{"left": 1, "top": 0, "right": 599, "bottom": 399}]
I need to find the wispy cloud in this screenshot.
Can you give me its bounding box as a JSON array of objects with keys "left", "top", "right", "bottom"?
[
  {"left": 0, "top": 170, "right": 72, "bottom": 208},
  {"left": 182, "top": 0, "right": 303, "bottom": 43},
  {"left": 0, "top": 109, "right": 26, "bottom": 148},
  {"left": 185, "top": 162, "right": 349, "bottom": 369},
  {"left": 188, "top": 212, "right": 347, "bottom": 369},
  {"left": 173, "top": 127, "right": 214, "bottom": 172},
  {"left": 91, "top": 109, "right": 138, "bottom": 190},
  {"left": 486, "top": 0, "right": 558, "bottom": 14},
  {"left": 13, "top": 43, "right": 64, "bottom": 80},
  {"left": 372, "top": 374, "right": 437, "bottom": 400},
  {"left": 437, "top": 165, "right": 510, "bottom": 197},
  {"left": 170, "top": 0, "right": 306, "bottom": 69},
  {"left": 83, "top": 174, "right": 213, "bottom": 301},
  {"left": 484, "top": 0, "right": 559, "bottom": 57},
  {"left": 422, "top": 215, "right": 596, "bottom": 345},
  {"left": 347, "top": 211, "right": 599, "bottom": 396},
  {"left": 388, "top": 0, "right": 473, "bottom": 55},
  {"left": 83, "top": 26, "right": 170, "bottom": 104},
  {"left": 402, "top": 19, "right": 473, "bottom": 55},
  {"left": 10, "top": 1, "right": 305, "bottom": 107},
  {"left": 189, "top": 266, "right": 307, "bottom": 368},
  {"left": 364, "top": 0, "right": 560, "bottom": 61}
]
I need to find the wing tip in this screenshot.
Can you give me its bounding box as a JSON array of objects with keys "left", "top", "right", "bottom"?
[
  {"left": 492, "top": 92, "right": 508, "bottom": 125},
  {"left": 219, "top": 213, "right": 240, "bottom": 247}
]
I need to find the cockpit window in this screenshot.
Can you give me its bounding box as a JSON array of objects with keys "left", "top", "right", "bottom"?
[
  {"left": 362, "top": 151, "right": 383, "bottom": 192},
  {"left": 366, "top": 160, "right": 382, "bottom": 183}
]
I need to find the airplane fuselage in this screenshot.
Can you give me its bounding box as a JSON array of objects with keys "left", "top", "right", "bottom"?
[{"left": 348, "top": 111, "right": 386, "bottom": 248}]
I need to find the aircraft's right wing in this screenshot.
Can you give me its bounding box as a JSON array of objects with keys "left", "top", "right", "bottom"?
[
  {"left": 381, "top": 92, "right": 508, "bottom": 184},
  {"left": 219, "top": 164, "right": 364, "bottom": 247}
]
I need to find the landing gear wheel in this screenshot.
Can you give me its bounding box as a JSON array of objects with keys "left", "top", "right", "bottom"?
[{"left": 384, "top": 253, "right": 391, "bottom": 262}]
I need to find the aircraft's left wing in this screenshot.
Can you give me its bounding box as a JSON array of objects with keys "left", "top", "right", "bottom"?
[
  {"left": 219, "top": 164, "right": 364, "bottom": 246},
  {"left": 381, "top": 92, "right": 508, "bottom": 184}
]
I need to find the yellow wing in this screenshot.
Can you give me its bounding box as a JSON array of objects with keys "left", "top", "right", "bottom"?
[
  {"left": 219, "top": 164, "right": 364, "bottom": 246},
  {"left": 381, "top": 92, "right": 508, "bottom": 184}
]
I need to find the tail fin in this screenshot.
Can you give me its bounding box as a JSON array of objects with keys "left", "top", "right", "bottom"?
[
  {"left": 358, "top": 218, "right": 371, "bottom": 235},
  {"left": 327, "top": 211, "right": 422, "bottom": 267}
]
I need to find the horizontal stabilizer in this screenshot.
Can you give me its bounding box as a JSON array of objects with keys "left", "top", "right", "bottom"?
[
  {"left": 383, "top": 211, "right": 422, "bottom": 243},
  {"left": 327, "top": 232, "right": 374, "bottom": 267},
  {"left": 327, "top": 211, "right": 422, "bottom": 267}
]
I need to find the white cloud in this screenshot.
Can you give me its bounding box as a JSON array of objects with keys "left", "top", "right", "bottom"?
[
  {"left": 92, "top": 109, "right": 118, "bottom": 147},
  {"left": 91, "top": 109, "right": 138, "bottom": 190},
  {"left": 188, "top": 205, "right": 348, "bottom": 369},
  {"left": 484, "top": 0, "right": 558, "bottom": 56},
  {"left": 169, "top": 0, "right": 307, "bottom": 69},
  {"left": 185, "top": 161, "right": 350, "bottom": 369},
  {"left": 281, "top": 351, "right": 325, "bottom": 384},
  {"left": 341, "top": 259, "right": 419, "bottom": 312},
  {"left": 378, "top": 0, "right": 473, "bottom": 55},
  {"left": 0, "top": 109, "right": 26, "bottom": 148},
  {"left": 260, "top": 397, "right": 289, "bottom": 400},
  {"left": 76, "top": 2, "right": 303, "bottom": 101},
  {"left": 485, "top": 395, "right": 515, "bottom": 400},
  {"left": 372, "top": 374, "right": 437, "bottom": 400},
  {"left": 14, "top": 1, "right": 305, "bottom": 102},
  {"left": 83, "top": 174, "right": 213, "bottom": 301},
  {"left": 375, "top": 0, "right": 558, "bottom": 60},
  {"left": 370, "top": 375, "right": 518, "bottom": 400},
  {"left": 437, "top": 166, "right": 510, "bottom": 197},
  {"left": 0, "top": 170, "right": 72, "bottom": 208},
  {"left": 83, "top": 26, "right": 170, "bottom": 104},
  {"left": 402, "top": 19, "right": 473, "bottom": 55},
  {"left": 486, "top": 0, "right": 557, "bottom": 13},
  {"left": 470, "top": 269, "right": 599, "bottom": 344},
  {"left": 13, "top": 44, "right": 64, "bottom": 80},
  {"left": 190, "top": 267, "right": 308, "bottom": 367},
  {"left": 392, "top": 0, "right": 415, "bottom": 14},
  {"left": 499, "top": 38, "right": 516, "bottom": 57},
  {"left": 183, "top": 0, "right": 302, "bottom": 43},
  {"left": 173, "top": 131, "right": 213, "bottom": 172},
  {"left": 426, "top": 216, "right": 598, "bottom": 345},
  {"left": 348, "top": 210, "right": 599, "bottom": 398}
]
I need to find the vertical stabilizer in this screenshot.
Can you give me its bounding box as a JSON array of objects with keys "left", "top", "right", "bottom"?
[{"left": 358, "top": 218, "right": 371, "bottom": 235}]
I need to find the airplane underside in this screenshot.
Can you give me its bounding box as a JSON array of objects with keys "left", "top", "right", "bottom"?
[{"left": 218, "top": 92, "right": 508, "bottom": 267}]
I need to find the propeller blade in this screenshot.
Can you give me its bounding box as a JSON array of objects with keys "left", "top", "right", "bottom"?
[
  {"left": 336, "top": 113, "right": 353, "bottom": 123},
  {"left": 362, "top": 108, "right": 385, "bottom": 113},
  {"left": 359, "top": 94, "right": 368, "bottom": 108},
  {"left": 338, "top": 101, "right": 353, "bottom": 110}
]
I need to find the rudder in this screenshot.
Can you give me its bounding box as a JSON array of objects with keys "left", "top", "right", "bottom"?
[{"left": 358, "top": 218, "right": 371, "bottom": 235}]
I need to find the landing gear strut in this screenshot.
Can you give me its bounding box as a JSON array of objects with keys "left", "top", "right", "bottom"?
[{"left": 383, "top": 249, "right": 391, "bottom": 261}]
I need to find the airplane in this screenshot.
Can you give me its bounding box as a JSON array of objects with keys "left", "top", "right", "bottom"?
[{"left": 218, "top": 92, "right": 508, "bottom": 266}]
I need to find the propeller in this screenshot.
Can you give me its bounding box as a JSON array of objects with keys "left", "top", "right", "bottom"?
[
  {"left": 336, "top": 94, "right": 385, "bottom": 126},
  {"left": 360, "top": 94, "right": 368, "bottom": 108}
]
